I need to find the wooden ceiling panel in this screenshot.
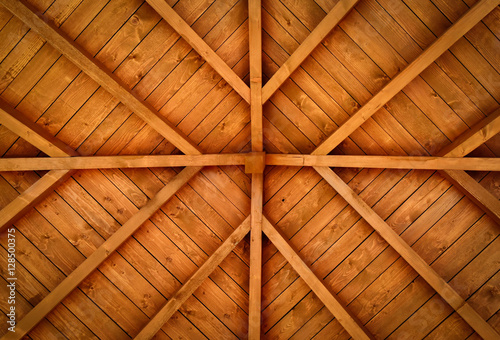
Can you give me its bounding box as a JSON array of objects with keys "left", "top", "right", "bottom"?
[{"left": 0, "top": 0, "right": 498, "bottom": 338}]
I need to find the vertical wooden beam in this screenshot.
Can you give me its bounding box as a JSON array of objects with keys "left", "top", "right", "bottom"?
[
  {"left": 249, "top": 172, "right": 263, "bottom": 339},
  {"left": 315, "top": 166, "right": 500, "bottom": 340},
  {"left": 144, "top": 0, "right": 250, "bottom": 103},
  {"left": 2, "top": 167, "right": 202, "bottom": 340},
  {"left": 262, "top": 218, "right": 374, "bottom": 340},
  {"left": 135, "top": 217, "right": 251, "bottom": 339},
  {"left": 249, "top": 1, "right": 263, "bottom": 338},
  {"left": 261, "top": 0, "right": 360, "bottom": 103},
  {"left": 1, "top": 0, "right": 201, "bottom": 155},
  {"left": 312, "top": 0, "right": 500, "bottom": 156},
  {"left": 249, "top": 0, "right": 263, "bottom": 152}
]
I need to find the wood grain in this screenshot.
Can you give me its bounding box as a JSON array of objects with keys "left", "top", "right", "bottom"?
[{"left": 134, "top": 216, "right": 250, "bottom": 339}]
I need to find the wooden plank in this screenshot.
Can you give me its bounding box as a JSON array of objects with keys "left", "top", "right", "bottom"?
[
  {"left": 438, "top": 107, "right": 500, "bottom": 157},
  {"left": 314, "top": 166, "right": 500, "bottom": 340},
  {"left": 2, "top": 166, "right": 201, "bottom": 340},
  {"left": 249, "top": 173, "right": 263, "bottom": 339},
  {"left": 261, "top": 217, "right": 374, "bottom": 340},
  {"left": 311, "top": 0, "right": 500, "bottom": 156},
  {"left": 0, "top": 0, "right": 201, "bottom": 155},
  {"left": 262, "top": 0, "right": 360, "bottom": 103},
  {"left": 0, "top": 154, "right": 247, "bottom": 171},
  {"left": 265, "top": 154, "right": 500, "bottom": 171},
  {"left": 134, "top": 216, "right": 251, "bottom": 339},
  {"left": 249, "top": 0, "right": 263, "bottom": 151},
  {"left": 144, "top": 0, "right": 250, "bottom": 104}
]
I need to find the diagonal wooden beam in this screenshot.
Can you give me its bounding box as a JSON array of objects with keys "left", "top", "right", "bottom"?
[
  {"left": 0, "top": 98, "right": 78, "bottom": 157},
  {"left": 315, "top": 166, "right": 500, "bottom": 340},
  {"left": 144, "top": 0, "right": 250, "bottom": 104},
  {"left": 261, "top": 0, "right": 360, "bottom": 103},
  {"left": 2, "top": 166, "right": 202, "bottom": 340},
  {"left": 0, "top": 0, "right": 201, "bottom": 155},
  {"left": 437, "top": 107, "right": 500, "bottom": 158},
  {"left": 249, "top": 0, "right": 263, "bottom": 152},
  {"left": 264, "top": 154, "right": 500, "bottom": 171},
  {"left": 134, "top": 216, "right": 251, "bottom": 339},
  {"left": 262, "top": 217, "right": 374, "bottom": 340},
  {"left": 437, "top": 107, "right": 500, "bottom": 224},
  {"left": 0, "top": 100, "right": 77, "bottom": 232},
  {"left": 312, "top": 0, "right": 500, "bottom": 156},
  {"left": 0, "top": 169, "right": 75, "bottom": 233}
]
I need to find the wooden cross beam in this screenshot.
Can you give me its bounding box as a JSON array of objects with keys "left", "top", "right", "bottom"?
[
  {"left": 261, "top": 0, "right": 360, "bottom": 103},
  {"left": 311, "top": 0, "right": 500, "bottom": 156},
  {"left": 248, "top": 1, "right": 264, "bottom": 338},
  {"left": 134, "top": 217, "right": 251, "bottom": 339},
  {"left": 262, "top": 217, "right": 374, "bottom": 340},
  {"left": 144, "top": 0, "right": 250, "bottom": 103},
  {"left": 314, "top": 166, "right": 500, "bottom": 340},
  {"left": 2, "top": 166, "right": 201, "bottom": 340},
  {"left": 0, "top": 0, "right": 201, "bottom": 156}
]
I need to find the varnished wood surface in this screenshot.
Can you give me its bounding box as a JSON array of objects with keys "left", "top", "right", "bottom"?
[{"left": 0, "top": 0, "right": 498, "bottom": 338}]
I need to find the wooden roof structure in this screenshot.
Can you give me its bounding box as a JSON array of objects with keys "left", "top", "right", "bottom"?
[{"left": 0, "top": 0, "right": 499, "bottom": 338}]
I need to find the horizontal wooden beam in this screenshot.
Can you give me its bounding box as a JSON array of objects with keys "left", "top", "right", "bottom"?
[
  {"left": 266, "top": 154, "right": 500, "bottom": 171},
  {"left": 312, "top": 0, "right": 499, "bottom": 156},
  {"left": 5, "top": 167, "right": 202, "bottom": 340},
  {"left": 145, "top": 0, "right": 250, "bottom": 103},
  {"left": 0, "top": 154, "right": 246, "bottom": 171},
  {"left": 0, "top": 0, "right": 201, "bottom": 155},
  {"left": 1, "top": 154, "right": 499, "bottom": 172},
  {"left": 0, "top": 98, "right": 78, "bottom": 157},
  {"left": 262, "top": 217, "right": 374, "bottom": 340},
  {"left": 261, "top": 0, "right": 360, "bottom": 103},
  {"left": 315, "top": 166, "right": 500, "bottom": 340},
  {"left": 135, "top": 216, "right": 251, "bottom": 339}
]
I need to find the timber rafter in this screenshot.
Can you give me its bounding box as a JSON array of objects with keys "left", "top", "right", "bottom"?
[{"left": 0, "top": 0, "right": 498, "bottom": 339}]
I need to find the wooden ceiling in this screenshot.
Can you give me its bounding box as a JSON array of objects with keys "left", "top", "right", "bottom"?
[{"left": 0, "top": 0, "right": 499, "bottom": 339}]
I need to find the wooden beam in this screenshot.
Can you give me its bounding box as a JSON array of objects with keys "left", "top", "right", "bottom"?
[
  {"left": 0, "top": 154, "right": 247, "bottom": 171},
  {"left": 312, "top": 0, "right": 500, "bottom": 156},
  {"left": 135, "top": 216, "right": 251, "bottom": 339},
  {"left": 249, "top": 173, "right": 263, "bottom": 339},
  {"left": 261, "top": 0, "right": 360, "bottom": 103},
  {"left": 441, "top": 169, "right": 500, "bottom": 224},
  {"left": 315, "top": 166, "right": 500, "bottom": 340},
  {"left": 3, "top": 167, "right": 202, "bottom": 340},
  {"left": 0, "top": 98, "right": 78, "bottom": 157},
  {"left": 249, "top": 0, "right": 263, "bottom": 151},
  {"left": 262, "top": 217, "right": 374, "bottom": 340},
  {"left": 265, "top": 154, "right": 500, "bottom": 171},
  {"left": 0, "top": 170, "right": 75, "bottom": 233},
  {"left": 144, "top": 0, "right": 250, "bottom": 104},
  {"left": 437, "top": 107, "right": 500, "bottom": 158},
  {"left": 1, "top": 0, "right": 201, "bottom": 155}
]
